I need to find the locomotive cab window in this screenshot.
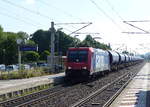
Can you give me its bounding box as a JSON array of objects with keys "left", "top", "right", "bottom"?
[{"left": 68, "top": 50, "right": 88, "bottom": 62}]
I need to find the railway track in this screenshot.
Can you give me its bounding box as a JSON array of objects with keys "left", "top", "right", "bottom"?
[
  {"left": 0, "top": 85, "right": 64, "bottom": 107},
  {"left": 71, "top": 68, "right": 137, "bottom": 107},
  {"left": 0, "top": 63, "right": 144, "bottom": 107},
  {"left": 17, "top": 83, "right": 84, "bottom": 107},
  {"left": 0, "top": 80, "right": 84, "bottom": 107}
]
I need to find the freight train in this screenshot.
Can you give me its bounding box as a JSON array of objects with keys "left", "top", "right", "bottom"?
[{"left": 65, "top": 47, "right": 143, "bottom": 79}]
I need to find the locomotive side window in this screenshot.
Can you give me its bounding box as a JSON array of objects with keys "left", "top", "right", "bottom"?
[{"left": 68, "top": 50, "right": 88, "bottom": 62}]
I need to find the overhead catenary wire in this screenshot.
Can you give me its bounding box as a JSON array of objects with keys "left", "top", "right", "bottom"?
[
  {"left": 1, "top": 0, "right": 76, "bottom": 34},
  {"left": 1, "top": 0, "right": 53, "bottom": 20},
  {"left": 0, "top": 5, "right": 72, "bottom": 35},
  {"left": 55, "top": 22, "right": 92, "bottom": 31},
  {"left": 123, "top": 20, "right": 150, "bottom": 34},
  {"left": 54, "top": 22, "right": 93, "bottom": 35},
  {"left": 123, "top": 21, "right": 150, "bottom": 33},
  {"left": 89, "top": 0, "right": 123, "bottom": 31},
  {"left": 38, "top": 0, "right": 83, "bottom": 22},
  {"left": 1, "top": 0, "right": 100, "bottom": 36},
  {"left": 0, "top": 11, "right": 40, "bottom": 28},
  {"left": 56, "top": 25, "right": 73, "bottom": 33},
  {"left": 126, "top": 20, "right": 150, "bottom": 22},
  {"left": 104, "top": 0, "right": 124, "bottom": 21},
  {"left": 55, "top": 22, "right": 93, "bottom": 35},
  {"left": 55, "top": 22, "right": 92, "bottom": 25},
  {"left": 122, "top": 32, "right": 150, "bottom": 34},
  {"left": 103, "top": 0, "right": 132, "bottom": 32},
  {"left": 38, "top": 0, "right": 102, "bottom": 35},
  {"left": 0, "top": 5, "right": 45, "bottom": 27},
  {"left": 104, "top": 0, "right": 150, "bottom": 35},
  {"left": 37, "top": 0, "right": 89, "bottom": 31},
  {"left": 69, "top": 22, "right": 92, "bottom": 35},
  {"left": 74, "top": 32, "right": 100, "bottom": 34}
]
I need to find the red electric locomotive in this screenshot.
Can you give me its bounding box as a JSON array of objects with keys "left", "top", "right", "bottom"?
[
  {"left": 65, "top": 47, "right": 94, "bottom": 79},
  {"left": 65, "top": 47, "right": 110, "bottom": 79}
]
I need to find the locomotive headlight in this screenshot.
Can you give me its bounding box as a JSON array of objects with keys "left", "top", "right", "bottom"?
[
  {"left": 68, "top": 66, "right": 72, "bottom": 69},
  {"left": 82, "top": 67, "right": 87, "bottom": 69}
]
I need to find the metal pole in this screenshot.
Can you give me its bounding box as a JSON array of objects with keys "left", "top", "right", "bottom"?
[
  {"left": 16, "top": 39, "right": 22, "bottom": 71},
  {"left": 18, "top": 45, "right": 21, "bottom": 71},
  {"left": 3, "top": 49, "right": 5, "bottom": 71},
  {"left": 57, "top": 31, "right": 60, "bottom": 72},
  {"left": 50, "top": 22, "right": 55, "bottom": 72},
  {"left": 74, "top": 35, "right": 79, "bottom": 47}
]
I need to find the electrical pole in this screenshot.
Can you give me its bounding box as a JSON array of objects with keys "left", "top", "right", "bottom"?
[
  {"left": 18, "top": 47, "right": 21, "bottom": 71},
  {"left": 50, "top": 22, "right": 55, "bottom": 72},
  {"left": 17, "top": 39, "right": 22, "bottom": 71}
]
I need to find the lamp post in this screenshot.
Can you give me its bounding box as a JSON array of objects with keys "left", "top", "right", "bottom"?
[
  {"left": 56, "top": 28, "right": 63, "bottom": 72},
  {"left": 49, "top": 22, "right": 55, "bottom": 72},
  {"left": 56, "top": 28, "right": 63, "bottom": 55},
  {"left": 3, "top": 49, "right": 5, "bottom": 71},
  {"left": 16, "top": 39, "right": 23, "bottom": 71},
  {"left": 74, "top": 35, "right": 79, "bottom": 47}
]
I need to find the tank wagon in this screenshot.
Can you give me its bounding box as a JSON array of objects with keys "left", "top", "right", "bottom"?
[
  {"left": 119, "top": 53, "right": 126, "bottom": 68},
  {"left": 107, "top": 51, "right": 120, "bottom": 70},
  {"left": 65, "top": 47, "right": 144, "bottom": 79}
]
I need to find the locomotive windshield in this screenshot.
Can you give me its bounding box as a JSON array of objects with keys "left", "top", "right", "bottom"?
[{"left": 68, "top": 50, "right": 88, "bottom": 62}]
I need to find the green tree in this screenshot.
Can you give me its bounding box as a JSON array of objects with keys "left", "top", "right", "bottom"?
[
  {"left": 78, "top": 35, "right": 111, "bottom": 50},
  {"left": 2, "top": 32, "right": 18, "bottom": 65},
  {"left": 40, "top": 50, "right": 50, "bottom": 60},
  {"left": 25, "top": 40, "right": 36, "bottom": 45},
  {"left": 0, "top": 25, "right": 38, "bottom": 64},
  {"left": 17, "top": 31, "right": 28, "bottom": 39},
  {"left": 0, "top": 25, "right": 3, "bottom": 36},
  {"left": 57, "top": 31, "right": 78, "bottom": 55},
  {"left": 31, "top": 30, "right": 50, "bottom": 53},
  {"left": 24, "top": 51, "right": 40, "bottom": 62},
  {"left": 0, "top": 26, "right": 5, "bottom": 64},
  {"left": 31, "top": 30, "right": 78, "bottom": 56}
]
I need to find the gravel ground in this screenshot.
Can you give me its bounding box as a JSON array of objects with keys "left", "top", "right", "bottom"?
[{"left": 28, "top": 63, "right": 145, "bottom": 107}]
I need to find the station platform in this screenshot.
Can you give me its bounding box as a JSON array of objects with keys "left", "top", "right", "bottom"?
[
  {"left": 0, "top": 72, "right": 64, "bottom": 97},
  {"left": 110, "top": 63, "right": 150, "bottom": 107}
]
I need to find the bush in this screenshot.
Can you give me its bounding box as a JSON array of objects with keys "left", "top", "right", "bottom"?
[{"left": 0, "top": 67, "right": 52, "bottom": 80}]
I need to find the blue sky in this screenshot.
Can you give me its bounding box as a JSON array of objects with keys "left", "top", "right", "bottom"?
[{"left": 0, "top": 0, "right": 150, "bottom": 54}]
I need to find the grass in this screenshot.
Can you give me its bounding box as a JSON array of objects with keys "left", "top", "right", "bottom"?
[{"left": 0, "top": 67, "right": 64, "bottom": 80}]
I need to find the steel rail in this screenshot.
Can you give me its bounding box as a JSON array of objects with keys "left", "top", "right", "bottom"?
[
  {"left": 17, "top": 83, "right": 83, "bottom": 107},
  {"left": 0, "top": 85, "right": 62, "bottom": 107},
  {"left": 0, "top": 63, "right": 143, "bottom": 107},
  {"left": 102, "top": 69, "right": 138, "bottom": 107},
  {"left": 71, "top": 71, "right": 132, "bottom": 107}
]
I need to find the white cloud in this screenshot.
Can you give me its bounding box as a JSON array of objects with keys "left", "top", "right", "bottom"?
[{"left": 25, "top": 0, "right": 35, "bottom": 4}]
